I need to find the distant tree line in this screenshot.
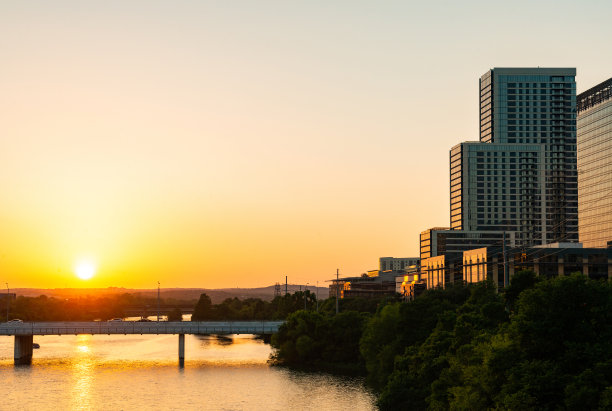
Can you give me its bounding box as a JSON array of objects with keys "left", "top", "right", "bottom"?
[
  {"left": 190, "top": 289, "right": 397, "bottom": 322},
  {"left": 0, "top": 293, "right": 194, "bottom": 322},
  {"left": 271, "top": 272, "right": 612, "bottom": 410},
  {"left": 1, "top": 288, "right": 389, "bottom": 323}
]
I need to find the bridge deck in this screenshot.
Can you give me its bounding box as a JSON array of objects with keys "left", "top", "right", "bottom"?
[{"left": 0, "top": 321, "right": 283, "bottom": 336}]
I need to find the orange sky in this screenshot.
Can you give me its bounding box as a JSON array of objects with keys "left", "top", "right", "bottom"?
[{"left": 1, "top": 1, "right": 611, "bottom": 288}]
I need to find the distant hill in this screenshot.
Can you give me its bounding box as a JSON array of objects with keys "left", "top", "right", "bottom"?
[{"left": 12, "top": 285, "right": 330, "bottom": 304}]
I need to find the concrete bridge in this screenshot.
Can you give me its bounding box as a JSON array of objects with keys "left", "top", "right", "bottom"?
[{"left": 0, "top": 321, "right": 284, "bottom": 365}]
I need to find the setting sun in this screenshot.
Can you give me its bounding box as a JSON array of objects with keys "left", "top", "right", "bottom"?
[{"left": 74, "top": 260, "right": 97, "bottom": 280}]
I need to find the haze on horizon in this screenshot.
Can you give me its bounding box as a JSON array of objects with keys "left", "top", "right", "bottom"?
[{"left": 1, "top": 0, "right": 611, "bottom": 289}]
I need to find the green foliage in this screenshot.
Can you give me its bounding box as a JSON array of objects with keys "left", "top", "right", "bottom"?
[
  {"left": 375, "top": 273, "right": 612, "bottom": 410},
  {"left": 361, "top": 283, "right": 472, "bottom": 390},
  {"left": 490, "top": 274, "right": 612, "bottom": 410},
  {"left": 191, "top": 293, "right": 213, "bottom": 321},
  {"left": 167, "top": 307, "right": 182, "bottom": 321},
  {"left": 318, "top": 295, "right": 398, "bottom": 316},
  {"left": 375, "top": 282, "right": 504, "bottom": 410},
  {"left": 268, "top": 274, "right": 612, "bottom": 410},
  {"left": 359, "top": 303, "right": 402, "bottom": 388},
  {"left": 191, "top": 291, "right": 319, "bottom": 321},
  {"left": 504, "top": 269, "right": 540, "bottom": 312},
  {"left": 509, "top": 273, "right": 611, "bottom": 361},
  {"left": 271, "top": 310, "right": 369, "bottom": 373}
]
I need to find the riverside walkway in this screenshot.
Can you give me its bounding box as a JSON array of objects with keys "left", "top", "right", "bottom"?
[{"left": 0, "top": 321, "right": 284, "bottom": 365}]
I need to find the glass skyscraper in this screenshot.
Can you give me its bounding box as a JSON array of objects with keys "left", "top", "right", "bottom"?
[
  {"left": 451, "top": 68, "right": 578, "bottom": 246},
  {"left": 577, "top": 77, "right": 612, "bottom": 247}
]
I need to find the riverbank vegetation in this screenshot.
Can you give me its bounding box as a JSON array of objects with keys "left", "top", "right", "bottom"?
[
  {"left": 270, "top": 310, "right": 369, "bottom": 374},
  {"left": 190, "top": 290, "right": 391, "bottom": 321},
  {"left": 270, "top": 272, "right": 612, "bottom": 410},
  {"left": 191, "top": 291, "right": 316, "bottom": 321}
]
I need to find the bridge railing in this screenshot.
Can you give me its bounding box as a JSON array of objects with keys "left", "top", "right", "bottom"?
[{"left": 0, "top": 321, "right": 284, "bottom": 336}]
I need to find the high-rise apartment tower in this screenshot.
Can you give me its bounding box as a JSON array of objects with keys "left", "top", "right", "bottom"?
[{"left": 451, "top": 68, "right": 578, "bottom": 246}]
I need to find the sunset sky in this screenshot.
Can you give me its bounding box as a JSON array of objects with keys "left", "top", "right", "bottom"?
[{"left": 1, "top": 1, "right": 611, "bottom": 288}]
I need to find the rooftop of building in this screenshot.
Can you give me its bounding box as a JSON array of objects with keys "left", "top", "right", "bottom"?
[
  {"left": 486, "top": 67, "right": 576, "bottom": 76},
  {"left": 534, "top": 242, "right": 583, "bottom": 249},
  {"left": 577, "top": 77, "right": 612, "bottom": 113},
  {"left": 471, "top": 244, "right": 611, "bottom": 257},
  {"left": 330, "top": 270, "right": 401, "bottom": 284},
  {"left": 455, "top": 141, "right": 545, "bottom": 151},
  {"left": 421, "top": 227, "right": 450, "bottom": 234}
]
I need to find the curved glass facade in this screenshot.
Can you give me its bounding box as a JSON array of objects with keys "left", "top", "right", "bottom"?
[{"left": 577, "top": 78, "right": 612, "bottom": 247}]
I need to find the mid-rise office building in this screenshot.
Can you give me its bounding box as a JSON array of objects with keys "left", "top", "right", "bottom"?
[
  {"left": 420, "top": 227, "right": 514, "bottom": 260},
  {"left": 379, "top": 257, "right": 419, "bottom": 271},
  {"left": 329, "top": 270, "right": 399, "bottom": 299},
  {"left": 577, "top": 77, "right": 612, "bottom": 248},
  {"left": 419, "top": 229, "right": 515, "bottom": 289},
  {"left": 452, "top": 68, "right": 578, "bottom": 246}
]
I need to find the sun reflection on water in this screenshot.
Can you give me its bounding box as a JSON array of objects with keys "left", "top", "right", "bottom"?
[
  {"left": 77, "top": 345, "right": 90, "bottom": 354},
  {"left": 71, "top": 335, "right": 94, "bottom": 410},
  {"left": 0, "top": 334, "right": 376, "bottom": 409}
]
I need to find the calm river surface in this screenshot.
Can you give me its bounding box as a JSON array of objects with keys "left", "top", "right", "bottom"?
[{"left": 0, "top": 330, "right": 376, "bottom": 410}]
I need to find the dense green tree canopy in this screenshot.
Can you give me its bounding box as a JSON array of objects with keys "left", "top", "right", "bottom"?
[
  {"left": 270, "top": 272, "right": 612, "bottom": 410},
  {"left": 375, "top": 273, "right": 612, "bottom": 410},
  {"left": 167, "top": 307, "right": 182, "bottom": 321}
]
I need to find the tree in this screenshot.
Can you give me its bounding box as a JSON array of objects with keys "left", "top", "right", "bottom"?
[
  {"left": 271, "top": 309, "right": 368, "bottom": 373},
  {"left": 504, "top": 269, "right": 540, "bottom": 312},
  {"left": 376, "top": 282, "right": 506, "bottom": 410},
  {"left": 191, "top": 293, "right": 213, "bottom": 321},
  {"left": 167, "top": 307, "right": 182, "bottom": 321}
]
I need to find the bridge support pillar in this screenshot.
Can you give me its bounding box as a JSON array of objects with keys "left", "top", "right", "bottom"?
[
  {"left": 178, "top": 334, "right": 185, "bottom": 367},
  {"left": 15, "top": 335, "right": 33, "bottom": 365}
]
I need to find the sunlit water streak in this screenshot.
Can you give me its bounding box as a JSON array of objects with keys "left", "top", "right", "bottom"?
[{"left": 0, "top": 332, "right": 376, "bottom": 410}]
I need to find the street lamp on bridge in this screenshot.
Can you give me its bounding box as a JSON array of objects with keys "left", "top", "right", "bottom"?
[{"left": 157, "top": 281, "right": 161, "bottom": 322}]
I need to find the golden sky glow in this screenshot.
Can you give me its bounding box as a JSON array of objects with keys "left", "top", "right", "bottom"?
[{"left": 1, "top": 1, "right": 611, "bottom": 288}]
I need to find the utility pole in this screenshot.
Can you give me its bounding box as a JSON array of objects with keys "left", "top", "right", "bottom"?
[
  {"left": 285, "top": 275, "right": 288, "bottom": 296},
  {"left": 335, "top": 269, "right": 339, "bottom": 315},
  {"left": 503, "top": 231, "right": 508, "bottom": 288},
  {"left": 5, "top": 283, "right": 9, "bottom": 322},
  {"left": 304, "top": 283, "right": 308, "bottom": 311},
  {"left": 316, "top": 280, "right": 319, "bottom": 312},
  {"left": 157, "top": 281, "right": 161, "bottom": 321}
]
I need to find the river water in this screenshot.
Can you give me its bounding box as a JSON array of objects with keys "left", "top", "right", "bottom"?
[{"left": 0, "top": 330, "right": 376, "bottom": 410}]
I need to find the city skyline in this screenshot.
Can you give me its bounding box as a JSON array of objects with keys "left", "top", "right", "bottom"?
[{"left": 2, "top": 1, "right": 612, "bottom": 288}]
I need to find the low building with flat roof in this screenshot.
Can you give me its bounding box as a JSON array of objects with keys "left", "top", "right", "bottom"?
[
  {"left": 463, "top": 244, "right": 612, "bottom": 289},
  {"left": 420, "top": 227, "right": 515, "bottom": 261},
  {"left": 328, "top": 270, "right": 399, "bottom": 299}
]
